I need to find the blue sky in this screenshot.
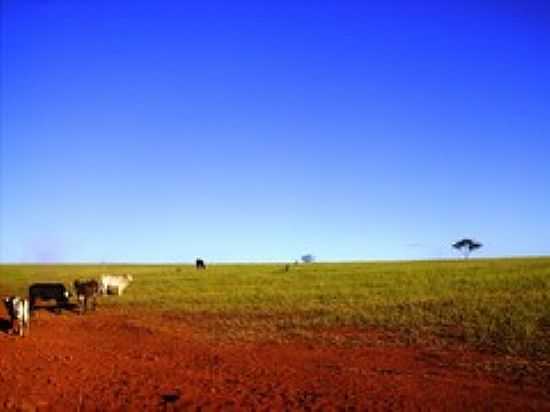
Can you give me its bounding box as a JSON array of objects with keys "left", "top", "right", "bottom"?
[{"left": 1, "top": 1, "right": 549, "bottom": 262}]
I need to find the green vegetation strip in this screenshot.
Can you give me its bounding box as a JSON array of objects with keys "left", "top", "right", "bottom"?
[{"left": 1, "top": 258, "right": 549, "bottom": 357}]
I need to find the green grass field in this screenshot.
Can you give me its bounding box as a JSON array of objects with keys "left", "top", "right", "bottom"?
[{"left": 1, "top": 258, "right": 549, "bottom": 358}]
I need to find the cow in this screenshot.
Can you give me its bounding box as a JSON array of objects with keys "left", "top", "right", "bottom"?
[
  {"left": 74, "top": 280, "right": 99, "bottom": 314},
  {"left": 99, "top": 274, "right": 133, "bottom": 296},
  {"left": 3, "top": 296, "right": 30, "bottom": 336},
  {"left": 195, "top": 259, "right": 206, "bottom": 270},
  {"left": 29, "top": 283, "right": 70, "bottom": 313}
]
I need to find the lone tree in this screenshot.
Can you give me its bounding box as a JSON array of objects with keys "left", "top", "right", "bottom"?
[
  {"left": 452, "top": 238, "right": 482, "bottom": 259},
  {"left": 301, "top": 254, "right": 315, "bottom": 264}
]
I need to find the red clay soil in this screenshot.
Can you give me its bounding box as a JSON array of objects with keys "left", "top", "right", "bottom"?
[{"left": 0, "top": 308, "right": 549, "bottom": 411}]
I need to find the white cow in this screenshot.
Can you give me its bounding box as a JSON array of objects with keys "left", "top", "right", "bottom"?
[
  {"left": 3, "top": 296, "right": 30, "bottom": 336},
  {"left": 100, "top": 274, "right": 134, "bottom": 296}
]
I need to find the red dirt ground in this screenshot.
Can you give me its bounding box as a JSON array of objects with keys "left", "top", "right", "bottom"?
[{"left": 1, "top": 307, "right": 549, "bottom": 411}]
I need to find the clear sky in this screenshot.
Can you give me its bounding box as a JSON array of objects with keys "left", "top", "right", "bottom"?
[{"left": 1, "top": 1, "right": 549, "bottom": 263}]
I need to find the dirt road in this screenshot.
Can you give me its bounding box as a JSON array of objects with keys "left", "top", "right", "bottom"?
[{"left": 1, "top": 308, "right": 548, "bottom": 411}]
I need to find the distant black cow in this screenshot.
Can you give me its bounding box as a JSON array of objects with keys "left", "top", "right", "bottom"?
[
  {"left": 29, "top": 283, "right": 70, "bottom": 312},
  {"left": 195, "top": 259, "right": 206, "bottom": 270},
  {"left": 74, "top": 280, "right": 99, "bottom": 314}
]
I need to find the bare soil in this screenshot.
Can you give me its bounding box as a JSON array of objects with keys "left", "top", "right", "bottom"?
[{"left": 1, "top": 307, "right": 549, "bottom": 411}]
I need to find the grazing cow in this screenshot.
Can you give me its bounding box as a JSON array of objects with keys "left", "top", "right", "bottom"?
[
  {"left": 74, "top": 280, "right": 99, "bottom": 314},
  {"left": 29, "top": 283, "right": 70, "bottom": 312},
  {"left": 99, "top": 274, "right": 133, "bottom": 296},
  {"left": 3, "top": 296, "right": 30, "bottom": 336},
  {"left": 195, "top": 259, "right": 206, "bottom": 270}
]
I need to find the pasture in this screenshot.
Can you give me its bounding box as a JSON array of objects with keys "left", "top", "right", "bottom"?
[
  {"left": 2, "top": 257, "right": 550, "bottom": 356},
  {"left": 1, "top": 258, "right": 549, "bottom": 410}
]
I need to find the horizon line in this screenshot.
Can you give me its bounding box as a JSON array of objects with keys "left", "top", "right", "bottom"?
[{"left": 1, "top": 254, "right": 549, "bottom": 265}]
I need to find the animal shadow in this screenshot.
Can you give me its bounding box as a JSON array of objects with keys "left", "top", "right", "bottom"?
[
  {"left": 0, "top": 318, "right": 12, "bottom": 334},
  {"left": 159, "top": 390, "right": 181, "bottom": 411},
  {"left": 32, "top": 302, "right": 79, "bottom": 315},
  {"left": 64, "top": 302, "right": 80, "bottom": 313}
]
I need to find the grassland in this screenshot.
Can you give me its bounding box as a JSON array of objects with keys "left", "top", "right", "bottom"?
[{"left": 1, "top": 258, "right": 549, "bottom": 358}]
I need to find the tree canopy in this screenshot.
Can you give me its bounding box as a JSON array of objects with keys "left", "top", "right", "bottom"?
[
  {"left": 301, "top": 254, "right": 315, "bottom": 263},
  {"left": 453, "top": 239, "right": 482, "bottom": 259}
]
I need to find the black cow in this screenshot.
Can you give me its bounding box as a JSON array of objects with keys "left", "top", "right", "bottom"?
[
  {"left": 29, "top": 283, "right": 70, "bottom": 312},
  {"left": 74, "top": 280, "right": 99, "bottom": 314},
  {"left": 195, "top": 259, "right": 206, "bottom": 270}
]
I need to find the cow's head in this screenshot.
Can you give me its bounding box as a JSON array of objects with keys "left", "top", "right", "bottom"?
[
  {"left": 4, "top": 296, "right": 24, "bottom": 319},
  {"left": 4, "top": 296, "right": 20, "bottom": 307},
  {"left": 3, "top": 296, "right": 13, "bottom": 312}
]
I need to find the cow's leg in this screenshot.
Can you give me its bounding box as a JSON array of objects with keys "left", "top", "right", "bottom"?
[{"left": 23, "top": 301, "right": 29, "bottom": 336}]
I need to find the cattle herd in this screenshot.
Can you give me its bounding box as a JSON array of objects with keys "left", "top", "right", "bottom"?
[{"left": 2, "top": 274, "right": 134, "bottom": 337}]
